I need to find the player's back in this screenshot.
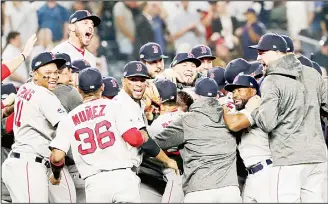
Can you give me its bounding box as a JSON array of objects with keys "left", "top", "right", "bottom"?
[
  {"left": 66, "top": 98, "right": 134, "bottom": 179},
  {"left": 52, "top": 41, "right": 96, "bottom": 67},
  {"left": 12, "top": 82, "right": 67, "bottom": 158}
]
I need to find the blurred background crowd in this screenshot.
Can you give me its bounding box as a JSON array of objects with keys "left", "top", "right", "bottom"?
[{"left": 1, "top": 0, "right": 328, "bottom": 86}]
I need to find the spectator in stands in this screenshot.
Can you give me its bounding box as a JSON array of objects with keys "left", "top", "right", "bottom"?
[
  {"left": 88, "top": 34, "right": 109, "bottom": 77},
  {"left": 29, "top": 28, "right": 54, "bottom": 68},
  {"left": 286, "top": 1, "right": 315, "bottom": 38},
  {"left": 3, "top": 1, "right": 38, "bottom": 45},
  {"left": 70, "top": 0, "right": 91, "bottom": 16},
  {"left": 211, "top": 1, "right": 239, "bottom": 51},
  {"left": 146, "top": 2, "right": 168, "bottom": 54},
  {"left": 168, "top": 1, "right": 204, "bottom": 52},
  {"left": 132, "top": 2, "right": 155, "bottom": 60},
  {"left": 2, "top": 32, "right": 29, "bottom": 87},
  {"left": 113, "top": 1, "right": 137, "bottom": 57},
  {"left": 37, "top": 0, "right": 69, "bottom": 42},
  {"left": 320, "top": 2, "right": 328, "bottom": 36},
  {"left": 235, "top": 8, "right": 266, "bottom": 61},
  {"left": 313, "top": 35, "right": 328, "bottom": 69}
]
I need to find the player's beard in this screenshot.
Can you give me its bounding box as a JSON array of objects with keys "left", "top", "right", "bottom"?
[
  {"left": 75, "top": 26, "right": 92, "bottom": 47},
  {"left": 234, "top": 98, "right": 247, "bottom": 111}
]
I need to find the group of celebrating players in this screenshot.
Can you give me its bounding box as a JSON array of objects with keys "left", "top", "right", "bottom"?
[{"left": 1, "top": 8, "right": 327, "bottom": 203}]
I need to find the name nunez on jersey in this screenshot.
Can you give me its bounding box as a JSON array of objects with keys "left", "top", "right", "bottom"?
[{"left": 72, "top": 104, "right": 106, "bottom": 126}]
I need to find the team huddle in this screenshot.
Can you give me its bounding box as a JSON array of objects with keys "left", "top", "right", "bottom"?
[{"left": 1, "top": 9, "right": 328, "bottom": 203}]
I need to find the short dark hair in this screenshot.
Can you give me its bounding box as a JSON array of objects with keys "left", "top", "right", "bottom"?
[
  {"left": 177, "top": 90, "right": 194, "bottom": 111},
  {"left": 6, "top": 31, "right": 20, "bottom": 44}
]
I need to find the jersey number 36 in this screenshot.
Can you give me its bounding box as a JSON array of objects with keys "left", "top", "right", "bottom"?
[{"left": 74, "top": 120, "right": 115, "bottom": 155}]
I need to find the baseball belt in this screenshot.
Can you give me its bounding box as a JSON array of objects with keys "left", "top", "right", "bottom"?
[
  {"left": 9, "top": 152, "right": 50, "bottom": 168},
  {"left": 246, "top": 159, "right": 272, "bottom": 175}
]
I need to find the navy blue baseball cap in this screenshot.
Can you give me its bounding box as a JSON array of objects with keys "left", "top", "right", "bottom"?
[
  {"left": 281, "top": 34, "right": 294, "bottom": 52},
  {"left": 55, "top": 53, "right": 78, "bottom": 70},
  {"left": 191, "top": 45, "right": 216, "bottom": 60},
  {"left": 195, "top": 77, "right": 218, "bottom": 97},
  {"left": 298, "top": 55, "right": 313, "bottom": 68},
  {"left": 312, "top": 61, "right": 322, "bottom": 76},
  {"left": 71, "top": 59, "right": 91, "bottom": 73},
  {"left": 207, "top": 67, "right": 226, "bottom": 90},
  {"left": 102, "top": 76, "right": 120, "bottom": 97},
  {"left": 224, "top": 58, "right": 254, "bottom": 83},
  {"left": 244, "top": 8, "right": 256, "bottom": 14},
  {"left": 69, "top": 10, "right": 101, "bottom": 27},
  {"left": 253, "top": 63, "right": 264, "bottom": 79},
  {"left": 1, "top": 83, "right": 17, "bottom": 99},
  {"left": 139, "top": 42, "right": 168, "bottom": 62},
  {"left": 249, "top": 33, "right": 288, "bottom": 52},
  {"left": 78, "top": 68, "right": 103, "bottom": 93},
  {"left": 224, "top": 75, "right": 260, "bottom": 95},
  {"left": 31, "top": 52, "right": 66, "bottom": 71},
  {"left": 170, "top": 52, "right": 202, "bottom": 68},
  {"left": 154, "top": 79, "right": 177, "bottom": 102},
  {"left": 123, "top": 61, "right": 150, "bottom": 79}
]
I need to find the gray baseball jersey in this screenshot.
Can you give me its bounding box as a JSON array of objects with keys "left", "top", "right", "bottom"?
[{"left": 12, "top": 82, "right": 67, "bottom": 158}]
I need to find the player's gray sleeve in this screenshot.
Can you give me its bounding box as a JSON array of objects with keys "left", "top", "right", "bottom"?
[
  {"left": 320, "top": 77, "right": 328, "bottom": 114},
  {"left": 153, "top": 116, "right": 184, "bottom": 150},
  {"left": 251, "top": 78, "right": 279, "bottom": 133},
  {"left": 53, "top": 85, "right": 83, "bottom": 113}
]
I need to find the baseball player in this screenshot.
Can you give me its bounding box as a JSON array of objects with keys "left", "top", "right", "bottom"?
[
  {"left": 48, "top": 68, "right": 178, "bottom": 203},
  {"left": 1, "top": 33, "right": 37, "bottom": 81},
  {"left": 52, "top": 10, "right": 101, "bottom": 68},
  {"left": 154, "top": 77, "right": 242, "bottom": 203},
  {"left": 223, "top": 75, "right": 273, "bottom": 202},
  {"left": 2, "top": 52, "right": 77, "bottom": 203},
  {"left": 168, "top": 52, "right": 201, "bottom": 88},
  {"left": 71, "top": 59, "right": 92, "bottom": 89},
  {"left": 102, "top": 76, "right": 120, "bottom": 99},
  {"left": 191, "top": 45, "right": 216, "bottom": 77},
  {"left": 148, "top": 79, "right": 185, "bottom": 203},
  {"left": 207, "top": 67, "right": 227, "bottom": 98},
  {"left": 235, "top": 33, "right": 328, "bottom": 202},
  {"left": 139, "top": 42, "right": 167, "bottom": 79}
]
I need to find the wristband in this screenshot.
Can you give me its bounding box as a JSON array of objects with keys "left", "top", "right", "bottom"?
[
  {"left": 140, "top": 137, "right": 161, "bottom": 157},
  {"left": 50, "top": 156, "right": 64, "bottom": 179}
]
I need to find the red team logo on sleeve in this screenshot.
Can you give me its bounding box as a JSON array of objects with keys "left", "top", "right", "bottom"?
[
  {"left": 136, "top": 63, "right": 142, "bottom": 72},
  {"left": 152, "top": 45, "right": 159, "bottom": 54},
  {"left": 201, "top": 46, "right": 207, "bottom": 54}
]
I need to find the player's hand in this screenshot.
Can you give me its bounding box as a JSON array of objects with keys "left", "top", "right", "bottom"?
[
  {"left": 2, "top": 93, "right": 16, "bottom": 107},
  {"left": 157, "top": 69, "right": 179, "bottom": 84},
  {"left": 164, "top": 158, "right": 179, "bottom": 175},
  {"left": 49, "top": 173, "right": 61, "bottom": 185},
  {"left": 245, "top": 95, "right": 261, "bottom": 112},
  {"left": 22, "top": 33, "right": 37, "bottom": 57}
]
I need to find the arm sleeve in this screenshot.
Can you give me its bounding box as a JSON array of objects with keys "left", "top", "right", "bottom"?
[
  {"left": 251, "top": 78, "right": 280, "bottom": 133},
  {"left": 153, "top": 115, "right": 184, "bottom": 150},
  {"left": 49, "top": 116, "right": 71, "bottom": 154},
  {"left": 1, "top": 64, "right": 11, "bottom": 81},
  {"left": 115, "top": 103, "right": 140, "bottom": 136},
  {"left": 239, "top": 109, "right": 255, "bottom": 126},
  {"left": 40, "top": 94, "right": 67, "bottom": 127}
]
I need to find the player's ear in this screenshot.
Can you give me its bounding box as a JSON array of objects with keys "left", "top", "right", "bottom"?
[
  {"left": 100, "top": 83, "right": 105, "bottom": 92},
  {"left": 68, "top": 23, "right": 76, "bottom": 32}
]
